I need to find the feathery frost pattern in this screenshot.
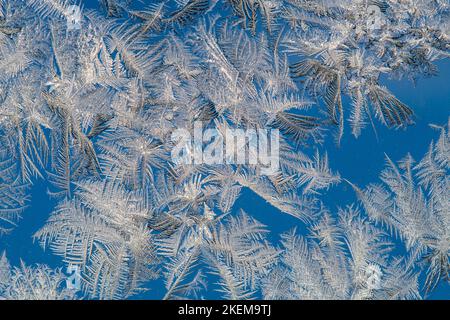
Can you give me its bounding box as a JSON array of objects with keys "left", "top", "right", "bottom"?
[{"left": 0, "top": 0, "right": 448, "bottom": 299}]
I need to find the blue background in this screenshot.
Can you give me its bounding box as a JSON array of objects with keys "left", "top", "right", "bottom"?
[{"left": 0, "top": 0, "right": 448, "bottom": 300}]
